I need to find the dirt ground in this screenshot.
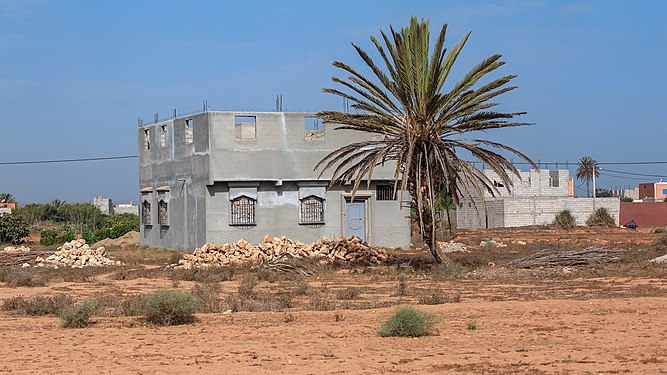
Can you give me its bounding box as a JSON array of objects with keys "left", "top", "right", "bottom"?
[{"left": 1, "top": 227, "right": 666, "bottom": 374}]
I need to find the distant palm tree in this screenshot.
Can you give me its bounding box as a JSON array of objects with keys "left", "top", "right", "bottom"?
[
  {"left": 576, "top": 156, "right": 599, "bottom": 197},
  {"left": 316, "top": 17, "right": 535, "bottom": 264},
  {"left": 0, "top": 193, "right": 15, "bottom": 203}
]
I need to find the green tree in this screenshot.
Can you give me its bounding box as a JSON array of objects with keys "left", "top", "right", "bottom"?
[
  {"left": 0, "top": 193, "right": 16, "bottom": 203},
  {"left": 576, "top": 156, "right": 599, "bottom": 198},
  {"left": 315, "top": 17, "right": 535, "bottom": 263},
  {"left": 15, "top": 203, "right": 48, "bottom": 226},
  {"left": 0, "top": 213, "right": 29, "bottom": 244}
]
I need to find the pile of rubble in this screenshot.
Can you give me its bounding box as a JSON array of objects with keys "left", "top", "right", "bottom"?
[
  {"left": 2, "top": 245, "right": 31, "bottom": 254},
  {"left": 175, "top": 235, "right": 389, "bottom": 269},
  {"left": 35, "top": 239, "right": 121, "bottom": 268},
  {"left": 437, "top": 241, "right": 468, "bottom": 253}
]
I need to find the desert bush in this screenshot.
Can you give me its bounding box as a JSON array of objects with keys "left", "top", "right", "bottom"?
[
  {"left": 467, "top": 320, "right": 478, "bottom": 330},
  {"left": 586, "top": 208, "right": 615, "bottom": 227},
  {"left": 396, "top": 275, "right": 408, "bottom": 296},
  {"left": 140, "top": 290, "right": 199, "bottom": 326},
  {"left": 656, "top": 234, "right": 667, "bottom": 249},
  {"left": 237, "top": 275, "right": 258, "bottom": 298},
  {"left": 2, "top": 293, "right": 75, "bottom": 316},
  {"left": 4, "top": 271, "right": 47, "bottom": 287},
  {"left": 654, "top": 227, "right": 666, "bottom": 234},
  {"left": 621, "top": 197, "right": 634, "bottom": 202},
  {"left": 169, "top": 267, "right": 236, "bottom": 283},
  {"left": 60, "top": 300, "right": 97, "bottom": 328},
  {"left": 336, "top": 287, "right": 361, "bottom": 300},
  {"left": 0, "top": 213, "right": 29, "bottom": 244},
  {"left": 191, "top": 283, "right": 221, "bottom": 313},
  {"left": 292, "top": 279, "right": 310, "bottom": 296},
  {"left": 418, "top": 291, "right": 461, "bottom": 305},
  {"left": 378, "top": 305, "right": 439, "bottom": 337},
  {"left": 308, "top": 295, "right": 336, "bottom": 311},
  {"left": 553, "top": 209, "right": 577, "bottom": 230}
]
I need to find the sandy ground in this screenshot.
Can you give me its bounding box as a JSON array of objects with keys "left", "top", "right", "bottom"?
[
  {"left": 1, "top": 296, "right": 665, "bottom": 374},
  {"left": 1, "top": 227, "right": 666, "bottom": 374}
]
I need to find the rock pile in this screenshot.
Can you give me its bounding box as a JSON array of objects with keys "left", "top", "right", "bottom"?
[
  {"left": 35, "top": 239, "right": 121, "bottom": 268},
  {"left": 437, "top": 241, "right": 468, "bottom": 253},
  {"left": 3, "top": 245, "right": 31, "bottom": 254},
  {"left": 175, "top": 235, "right": 389, "bottom": 269}
]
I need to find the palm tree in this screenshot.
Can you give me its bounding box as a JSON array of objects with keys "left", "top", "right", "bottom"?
[
  {"left": 315, "top": 17, "right": 535, "bottom": 264},
  {"left": 576, "top": 156, "right": 599, "bottom": 198},
  {"left": 0, "top": 193, "right": 15, "bottom": 203}
]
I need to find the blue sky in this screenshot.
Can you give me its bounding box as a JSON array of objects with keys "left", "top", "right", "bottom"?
[{"left": 0, "top": 0, "right": 665, "bottom": 203}]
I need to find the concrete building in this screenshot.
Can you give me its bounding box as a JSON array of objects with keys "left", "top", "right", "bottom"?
[
  {"left": 638, "top": 181, "right": 667, "bottom": 202},
  {"left": 0, "top": 202, "right": 16, "bottom": 215},
  {"left": 457, "top": 169, "right": 620, "bottom": 229},
  {"left": 138, "top": 111, "right": 410, "bottom": 250},
  {"left": 92, "top": 196, "right": 113, "bottom": 215}
]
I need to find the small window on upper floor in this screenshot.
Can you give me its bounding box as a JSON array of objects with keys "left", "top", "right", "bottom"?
[
  {"left": 143, "top": 129, "right": 150, "bottom": 150},
  {"left": 160, "top": 125, "right": 168, "bottom": 147},
  {"left": 235, "top": 116, "right": 256, "bottom": 140},
  {"left": 548, "top": 171, "right": 559, "bottom": 187},
  {"left": 304, "top": 117, "right": 325, "bottom": 140},
  {"left": 185, "top": 119, "right": 193, "bottom": 144},
  {"left": 376, "top": 184, "right": 396, "bottom": 201}
]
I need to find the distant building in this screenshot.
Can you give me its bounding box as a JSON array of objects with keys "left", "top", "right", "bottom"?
[
  {"left": 92, "top": 196, "right": 113, "bottom": 215},
  {"left": 0, "top": 202, "right": 16, "bottom": 215},
  {"left": 114, "top": 202, "right": 139, "bottom": 216},
  {"left": 638, "top": 181, "right": 667, "bottom": 202},
  {"left": 457, "top": 169, "right": 620, "bottom": 229}
]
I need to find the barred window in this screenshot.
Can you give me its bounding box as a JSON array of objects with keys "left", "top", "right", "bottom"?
[
  {"left": 300, "top": 196, "right": 324, "bottom": 224},
  {"left": 231, "top": 196, "right": 256, "bottom": 226},
  {"left": 158, "top": 200, "right": 168, "bottom": 226},
  {"left": 142, "top": 201, "right": 152, "bottom": 225},
  {"left": 376, "top": 184, "right": 396, "bottom": 200}
]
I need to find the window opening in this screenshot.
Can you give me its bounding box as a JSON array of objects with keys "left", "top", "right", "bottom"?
[
  {"left": 185, "top": 119, "right": 193, "bottom": 144},
  {"left": 230, "top": 196, "right": 256, "bottom": 225},
  {"left": 142, "top": 201, "right": 152, "bottom": 225},
  {"left": 158, "top": 200, "right": 168, "bottom": 226},
  {"left": 376, "top": 184, "right": 396, "bottom": 201},
  {"left": 300, "top": 196, "right": 324, "bottom": 224},
  {"left": 160, "top": 125, "right": 168, "bottom": 147},
  {"left": 304, "top": 117, "right": 325, "bottom": 140},
  {"left": 234, "top": 116, "right": 256, "bottom": 140},
  {"left": 144, "top": 129, "right": 150, "bottom": 150},
  {"left": 548, "top": 170, "right": 560, "bottom": 187}
]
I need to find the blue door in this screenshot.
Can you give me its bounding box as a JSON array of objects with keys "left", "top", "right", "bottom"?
[{"left": 345, "top": 199, "right": 366, "bottom": 240}]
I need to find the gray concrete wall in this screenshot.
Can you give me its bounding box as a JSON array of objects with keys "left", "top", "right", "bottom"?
[
  {"left": 205, "top": 180, "right": 411, "bottom": 248},
  {"left": 457, "top": 196, "right": 620, "bottom": 229},
  {"left": 480, "top": 169, "right": 570, "bottom": 198}
]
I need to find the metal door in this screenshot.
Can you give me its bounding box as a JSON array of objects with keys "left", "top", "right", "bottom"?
[{"left": 345, "top": 199, "right": 366, "bottom": 240}]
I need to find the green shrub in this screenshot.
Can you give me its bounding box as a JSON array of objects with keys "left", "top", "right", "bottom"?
[
  {"left": 81, "top": 231, "right": 98, "bottom": 244},
  {"left": 0, "top": 213, "right": 29, "bottom": 244},
  {"left": 140, "top": 290, "right": 199, "bottom": 326},
  {"left": 586, "top": 208, "right": 615, "bottom": 227},
  {"left": 621, "top": 197, "right": 634, "bottom": 203},
  {"left": 58, "top": 231, "right": 75, "bottom": 243},
  {"left": 40, "top": 229, "right": 60, "bottom": 246},
  {"left": 553, "top": 209, "right": 577, "bottom": 230},
  {"left": 60, "top": 300, "right": 97, "bottom": 328},
  {"left": 378, "top": 305, "right": 439, "bottom": 337},
  {"left": 654, "top": 227, "right": 667, "bottom": 234}
]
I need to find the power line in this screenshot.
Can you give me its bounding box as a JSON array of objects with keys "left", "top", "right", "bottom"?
[
  {"left": 600, "top": 168, "right": 667, "bottom": 179},
  {"left": 0, "top": 155, "right": 138, "bottom": 166}
]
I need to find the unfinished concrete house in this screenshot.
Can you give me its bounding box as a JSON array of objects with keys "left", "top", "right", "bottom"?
[
  {"left": 138, "top": 111, "right": 411, "bottom": 250},
  {"left": 457, "top": 169, "right": 620, "bottom": 229}
]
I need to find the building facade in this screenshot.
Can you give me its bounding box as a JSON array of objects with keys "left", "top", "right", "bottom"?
[
  {"left": 639, "top": 182, "right": 667, "bottom": 201},
  {"left": 457, "top": 169, "right": 620, "bottom": 229},
  {"left": 138, "top": 111, "right": 411, "bottom": 250}
]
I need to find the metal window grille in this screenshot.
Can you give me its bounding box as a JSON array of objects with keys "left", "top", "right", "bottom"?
[
  {"left": 231, "top": 196, "right": 255, "bottom": 225},
  {"left": 142, "top": 201, "right": 151, "bottom": 225},
  {"left": 158, "top": 200, "right": 168, "bottom": 226},
  {"left": 185, "top": 119, "right": 193, "bottom": 144},
  {"left": 376, "top": 185, "right": 396, "bottom": 200},
  {"left": 300, "top": 196, "right": 324, "bottom": 224}
]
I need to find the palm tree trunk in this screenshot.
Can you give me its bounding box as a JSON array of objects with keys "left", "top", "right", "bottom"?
[{"left": 586, "top": 179, "right": 590, "bottom": 198}]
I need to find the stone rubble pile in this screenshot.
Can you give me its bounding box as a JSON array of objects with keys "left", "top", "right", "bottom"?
[
  {"left": 174, "top": 235, "right": 389, "bottom": 269},
  {"left": 35, "top": 239, "right": 121, "bottom": 268},
  {"left": 2, "top": 245, "right": 31, "bottom": 254},
  {"left": 438, "top": 241, "right": 468, "bottom": 253}
]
